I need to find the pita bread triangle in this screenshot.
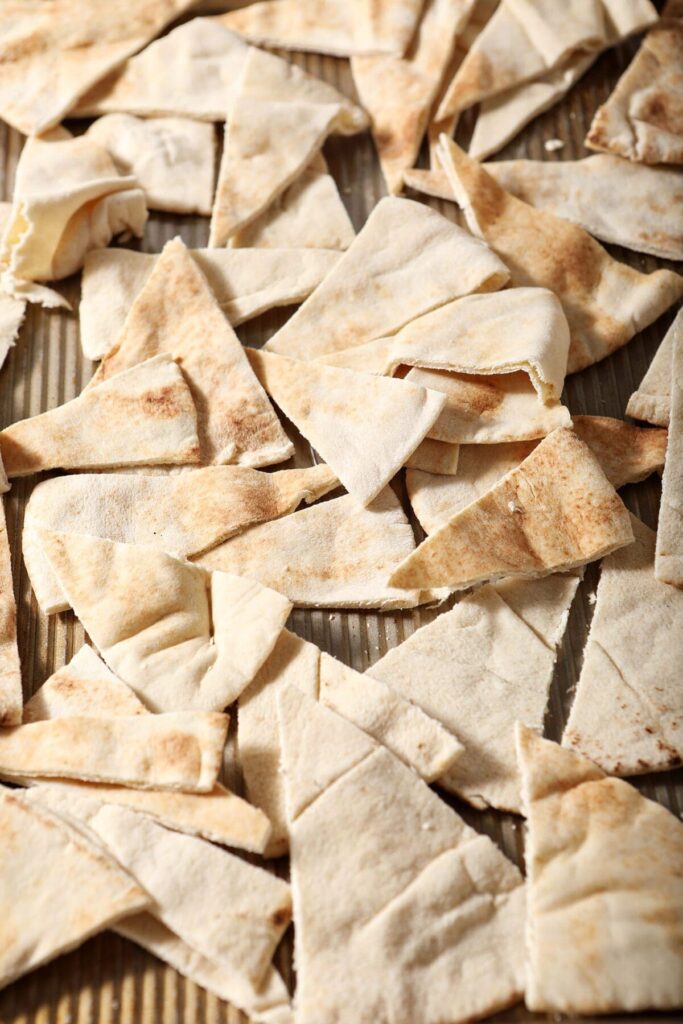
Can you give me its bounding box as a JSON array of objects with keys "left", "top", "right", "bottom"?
[
  {"left": 656, "top": 310, "right": 683, "bottom": 585},
  {"left": 0, "top": 784, "right": 149, "bottom": 992},
  {"left": 627, "top": 309, "right": 678, "bottom": 427},
  {"left": 277, "top": 685, "right": 526, "bottom": 1024},
  {"left": 248, "top": 348, "right": 445, "bottom": 505},
  {"left": 0, "top": 488, "right": 22, "bottom": 726},
  {"left": 517, "top": 723, "right": 683, "bottom": 1014},
  {"left": 437, "top": 136, "right": 683, "bottom": 374},
  {"left": 0, "top": 354, "right": 201, "bottom": 478},
  {"left": 38, "top": 528, "right": 292, "bottom": 713},
  {"left": 91, "top": 237, "right": 293, "bottom": 468}
]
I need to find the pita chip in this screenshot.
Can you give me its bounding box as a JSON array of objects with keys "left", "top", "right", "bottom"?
[
  {"left": 587, "top": 0, "right": 683, "bottom": 164},
  {"left": 517, "top": 724, "right": 683, "bottom": 1014},
  {"left": 368, "top": 575, "right": 578, "bottom": 812},
  {"left": 38, "top": 529, "right": 292, "bottom": 712},
  {"left": 196, "top": 488, "right": 437, "bottom": 609},
  {"left": 656, "top": 314, "right": 683, "bottom": 585},
  {"left": 0, "top": 354, "right": 200, "bottom": 478},
  {"left": 278, "top": 685, "right": 526, "bottom": 1024},
  {"left": 0, "top": 786, "right": 149, "bottom": 992},
  {"left": 80, "top": 246, "right": 340, "bottom": 362},
  {"left": 0, "top": 0, "right": 198, "bottom": 136},
  {"left": 218, "top": 0, "right": 426, "bottom": 57},
  {"left": 265, "top": 197, "right": 510, "bottom": 361},
  {"left": 627, "top": 311, "right": 678, "bottom": 427},
  {"left": 391, "top": 427, "right": 633, "bottom": 591},
  {"left": 0, "top": 490, "right": 22, "bottom": 726},
  {"left": 438, "top": 137, "right": 683, "bottom": 374},
  {"left": 405, "top": 438, "right": 460, "bottom": 475},
  {"left": 91, "top": 237, "right": 293, "bottom": 468},
  {"left": 248, "top": 349, "right": 446, "bottom": 505},
  {"left": 563, "top": 517, "right": 682, "bottom": 775}
]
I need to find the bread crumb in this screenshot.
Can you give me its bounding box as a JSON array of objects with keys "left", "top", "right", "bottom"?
[{"left": 544, "top": 138, "right": 564, "bottom": 152}]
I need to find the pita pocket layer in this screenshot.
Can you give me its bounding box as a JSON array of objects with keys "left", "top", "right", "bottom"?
[
  {"left": 563, "top": 517, "right": 683, "bottom": 775},
  {"left": 91, "top": 237, "right": 292, "bottom": 468},
  {"left": 390, "top": 427, "right": 633, "bottom": 591},
  {"left": 656, "top": 312, "right": 683, "bottom": 585},
  {"left": 89, "top": 804, "right": 291, "bottom": 987},
  {"left": 248, "top": 349, "right": 445, "bottom": 505},
  {"left": 0, "top": 354, "right": 200, "bottom": 478},
  {"left": 80, "top": 246, "right": 340, "bottom": 362},
  {"left": 278, "top": 686, "right": 526, "bottom": 1024},
  {"left": 0, "top": 0, "right": 198, "bottom": 136},
  {"left": 587, "top": 0, "right": 683, "bottom": 164},
  {"left": 627, "top": 310, "right": 679, "bottom": 427},
  {"left": 369, "top": 575, "right": 578, "bottom": 812},
  {"left": 0, "top": 492, "right": 22, "bottom": 726},
  {"left": 437, "top": 138, "right": 683, "bottom": 375},
  {"left": 74, "top": 18, "right": 250, "bottom": 121},
  {"left": 517, "top": 724, "right": 683, "bottom": 1014},
  {"left": 0, "top": 786, "right": 149, "bottom": 992},
  {"left": 218, "top": 0, "right": 426, "bottom": 56},
  {"left": 38, "top": 529, "right": 291, "bottom": 713},
  {"left": 265, "top": 196, "right": 509, "bottom": 361},
  {"left": 196, "top": 488, "right": 436, "bottom": 609},
  {"left": 405, "top": 438, "right": 461, "bottom": 476}
]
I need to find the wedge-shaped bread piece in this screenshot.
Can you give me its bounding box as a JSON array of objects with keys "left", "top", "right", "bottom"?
[
  {"left": 89, "top": 804, "right": 291, "bottom": 987},
  {"left": 80, "top": 246, "right": 340, "bottom": 362},
  {"left": 563, "top": 517, "right": 682, "bottom": 774},
  {"left": 627, "top": 311, "right": 678, "bottom": 426},
  {"left": 219, "top": 0, "right": 426, "bottom": 56},
  {"left": 587, "top": 0, "right": 683, "bottom": 164},
  {"left": 391, "top": 427, "right": 633, "bottom": 591},
  {"left": 369, "top": 576, "right": 578, "bottom": 811},
  {"left": 656, "top": 312, "right": 683, "bottom": 584},
  {"left": 438, "top": 138, "right": 683, "bottom": 374},
  {"left": 23, "top": 645, "right": 148, "bottom": 722},
  {"left": 0, "top": 786, "right": 149, "bottom": 992},
  {"left": 196, "top": 488, "right": 436, "bottom": 609},
  {"left": 248, "top": 349, "right": 445, "bottom": 505},
  {"left": 278, "top": 686, "right": 526, "bottom": 1024},
  {"left": 91, "top": 238, "right": 292, "bottom": 468},
  {"left": 74, "top": 18, "right": 250, "bottom": 121},
  {"left": 517, "top": 724, "right": 683, "bottom": 1014},
  {"left": 405, "top": 438, "right": 460, "bottom": 475},
  {"left": 23, "top": 464, "right": 338, "bottom": 614},
  {"left": 0, "top": 489, "right": 21, "bottom": 726},
  {"left": 0, "top": 0, "right": 197, "bottom": 135},
  {"left": 39, "top": 529, "right": 292, "bottom": 712},
  {"left": 265, "top": 196, "right": 509, "bottom": 361},
  {"left": 0, "top": 354, "right": 200, "bottom": 478}
]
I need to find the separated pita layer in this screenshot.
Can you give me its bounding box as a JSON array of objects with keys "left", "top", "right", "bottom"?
[
  {"left": 369, "top": 575, "right": 578, "bottom": 812},
  {"left": 219, "top": 0, "right": 426, "bottom": 56},
  {"left": 265, "top": 196, "right": 509, "bottom": 361},
  {"left": 627, "top": 311, "right": 678, "bottom": 426},
  {"left": 278, "top": 687, "right": 526, "bottom": 1024},
  {"left": 74, "top": 18, "right": 250, "bottom": 120},
  {"left": 39, "top": 529, "right": 292, "bottom": 713},
  {"left": 248, "top": 349, "right": 446, "bottom": 505},
  {"left": 80, "top": 246, "right": 340, "bottom": 362},
  {"left": 438, "top": 138, "right": 683, "bottom": 374},
  {"left": 391, "top": 427, "right": 633, "bottom": 591},
  {"left": 351, "top": 0, "right": 476, "bottom": 194},
  {"left": 0, "top": 0, "right": 197, "bottom": 135},
  {"left": 0, "top": 354, "right": 200, "bottom": 478},
  {"left": 196, "top": 488, "right": 436, "bottom": 609},
  {"left": 0, "top": 202, "right": 26, "bottom": 368},
  {"left": 87, "top": 115, "right": 217, "bottom": 216},
  {"left": 92, "top": 238, "right": 292, "bottom": 468},
  {"left": 0, "top": 786, "right": 149, "bottom": 992},
  {"left": 517, "top": 725, "right": 683, "bottom": 1014},
  {"left": 587, "top": 0, "right": 683, "bottom": 164},
  {"left": 656, "top": 311, "right": 683, "bottom": 585},
  {"left": 563, "top": 517, "right": 683, "bottom": 775},
  {"left": 405, "top": 438, "right": 461, "bottom": 475},
  {"left": 0, "top": 491, "right": 22, "bottom": 726},
  {"left": 89, "top": 804, "right": 291, "bottom": 987},
  {"left": 23, "top": 464, "right": 338, "bottom": 614}
]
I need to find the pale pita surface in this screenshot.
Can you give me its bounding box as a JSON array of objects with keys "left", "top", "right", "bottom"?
[
  {"left": 278, "top": 686, "right": 526, "bottom": 1024},
  {"left": 517, "top": 725, "right": 683, "bottom": 1014},
  {"left": 248, "top": 349, "right": 445, "bottom": 505},
  {"left": 265, "top": 196, "right": 509, "bottom": 361},
  {"left": 23, "top": 464, "right": 338, "bottom": 614},
  {"left": 0, "top": 785, "right": 149, "bottom": 991},
  {"left": 656, "top": 312, "right": 683, "bottom": 584},
  {"left": 0, "top": 202, "right": 26, "bottom": 368},
  {"left": 91, "top": 238, "right": 293, "bottom": 468},
  {"left": 38, "top": 529, "right": 291, "bottom": 712},
  {"left": 391, "top": 427, "right": 633, "bottom": 591},
  {"left": 405, "top": 438, "right": 460, "bottom": 475},
  {"left": 0, "top": 491, "right": 22, "bottom": 725},
  {"left": 0, "top": 354, "right": 200, "bottom": 477},
  {"left": 626, "top": 309, "right": 678, "bottom": 426},
  {"left": 438, "top": 138, "right": 683, "bottom": 375},
  {"left": 80, "top": 246, "right": 340, "bottom": 361}
]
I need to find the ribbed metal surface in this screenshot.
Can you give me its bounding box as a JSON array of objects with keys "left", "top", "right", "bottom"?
[{"left": 0, "top": 25, "right": 681, "bottom": 1024}]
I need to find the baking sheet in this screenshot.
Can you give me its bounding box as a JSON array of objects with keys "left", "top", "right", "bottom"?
[{"left": 0, "top": 17, "right": 681, "bottom": 1024}]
